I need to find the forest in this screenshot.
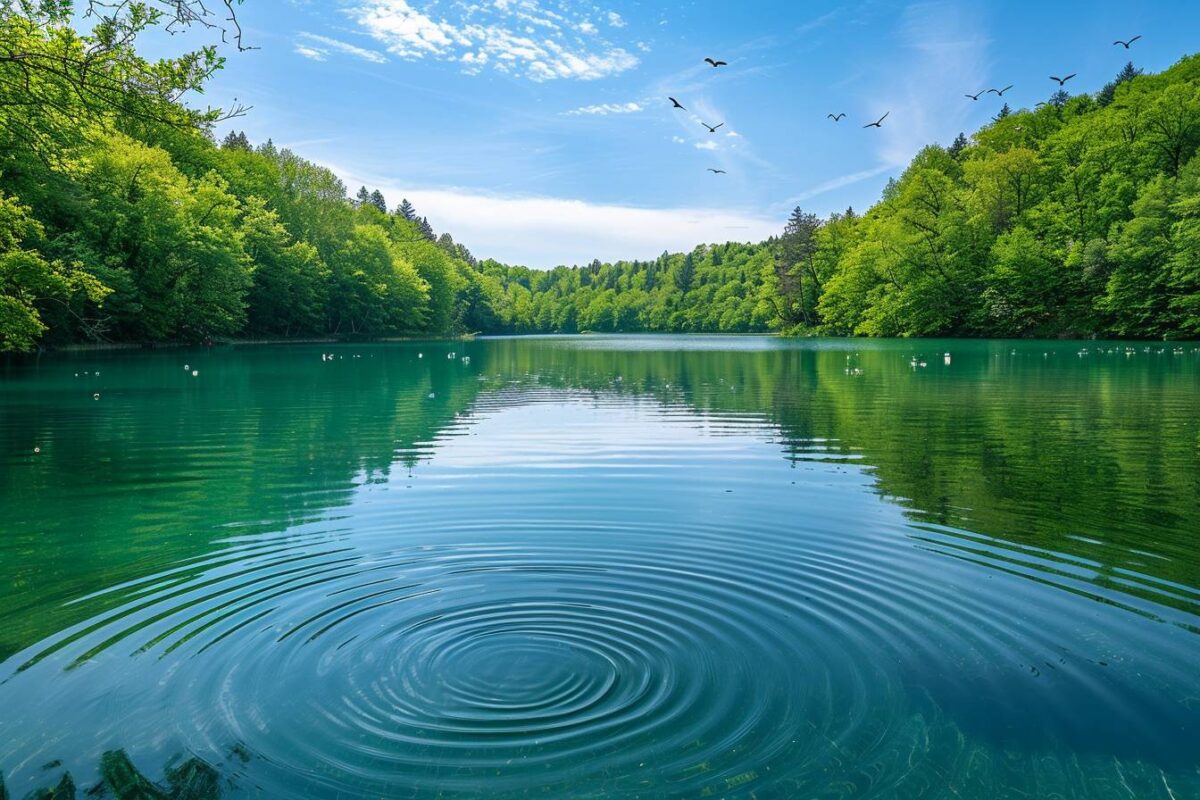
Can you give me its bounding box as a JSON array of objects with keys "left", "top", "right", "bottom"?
[{"left": 2, "top": 3, "right": 1199, "bottom": 353}]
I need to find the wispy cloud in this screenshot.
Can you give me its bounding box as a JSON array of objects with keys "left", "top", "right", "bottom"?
[
  {"left": 874, "top": 1, "right": 989, "bottom": 167},
  {"left": 694, "top": 140, "right": 719, "bottom": 151},
  {"left": 294, "top": 44, "right": 328, "bottom": 62},
  {"left": 347, "top": 0, "right": 638, "bottom": 81},
  {"left": 295, "top": 32, "right": 389, "bottom": 64},
  {"left": 563, "top": 102, "right": 644, "bottom": 117},
  {"left": 782, "top": 164, "right": 896, "bottom": 206}
]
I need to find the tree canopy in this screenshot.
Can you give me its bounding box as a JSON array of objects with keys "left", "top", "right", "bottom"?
[{"left": 2, "top": 4, "right": 1198, "bottom": 351}]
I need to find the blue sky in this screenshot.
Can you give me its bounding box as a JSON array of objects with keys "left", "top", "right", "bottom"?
[{"left": 196, "top": 0, "right": 1200, "bottom": 267}]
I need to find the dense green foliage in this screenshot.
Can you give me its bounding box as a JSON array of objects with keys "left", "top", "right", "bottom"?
[
  {"left": 2, "top": 1, "right": 1198, "bottom": 351},
  {"left": 481, "top": 58, "right": 1200, "bottom": 338},
  {"left": 0, "top": 3, "right": 485, "bottom": 351}
]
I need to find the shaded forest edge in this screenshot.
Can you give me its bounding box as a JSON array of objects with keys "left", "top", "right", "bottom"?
[{"left": 3, "top": 6, "right": 1200, "bottom": 355}]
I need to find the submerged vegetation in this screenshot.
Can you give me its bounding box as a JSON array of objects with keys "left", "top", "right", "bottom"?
[{"left": 2, "top": 4, "right": 1199, "bottom": 353}]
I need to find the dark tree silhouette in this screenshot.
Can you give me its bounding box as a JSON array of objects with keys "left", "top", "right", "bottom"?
[
  {"left": 396, "top": 199, "right": 417, "bottom": 221},
  {"left": 948, "top": 132, "right": 969, "bottom": 159},
  {"left": 221, "top": 131, "right": 251, "bottom": 151}
]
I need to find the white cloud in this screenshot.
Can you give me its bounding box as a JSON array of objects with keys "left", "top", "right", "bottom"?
[
  {"left": 607, "top": 11, "right": 626, "bottom": 28},
  {"left": 671, "top": 136, "right": 686, "bottom": 144},
  {"left": 348, "top": 0, "right": 637, "bottom": 81},
  {"left": 782, "top": 164, "right": 896, "bottom": 205},
  {"left": 694, "top": 140, "right": 719, "bottom": 151},
  {"left": 295, "top": 32, "right": 389, "bottom": 64},
  {"left": 563, "top": 101, "right": 643, "bottom": 116},
  {"left": 294, "top": 44, "right": 328, "bottom": 61},
  {"left": 318, "top": 162, "right": 778, "bottom": 266},
  {"left": 378, "top": 188, "right": 779, "bottom": 267}
]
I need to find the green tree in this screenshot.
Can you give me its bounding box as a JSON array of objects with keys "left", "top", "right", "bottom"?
[{"left": 1, "top": 191, "right": 108, "bottom": 351}]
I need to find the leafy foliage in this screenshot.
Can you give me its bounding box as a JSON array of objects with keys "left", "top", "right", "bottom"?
[{"left": 2, "top": 3, "right": 1199, "bottom": 351}]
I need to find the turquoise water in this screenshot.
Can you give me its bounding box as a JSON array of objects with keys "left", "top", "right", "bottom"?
[{"left": 1, "top": 336, "right": 1198, "bottom": 798}]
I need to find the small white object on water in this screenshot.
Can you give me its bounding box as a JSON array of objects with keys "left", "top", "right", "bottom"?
[
  {"left": 428, "top": 392, "right": 436, "bottom": 399},
  {"left": 192, "top": 370, "right": 199, "bottom": 377},
  {"left": 322, "top": 354, "right": 327, "bottom": 362},
  {"left": 943, "top": 353, "right": 951, "bottom": 365},
  {"left": 34, "top": 447, "right": 40, "bottom": 454},
  {"left": 448, "top": 352, "right": 456, "bottom": 359},
  {"left": 184, "top": 365, "right": 189, "bottom": 371},
  {"left": 418, "top": 353, "right": 423, "bottom": 359},
  {"left": 462, "top": 356, "right": 470, "bottom": 365},
  {"left": 93, "top": 393, "right": 100, "bottom": 400}
]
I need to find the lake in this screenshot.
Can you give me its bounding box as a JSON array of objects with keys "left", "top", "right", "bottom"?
[{"left": 1, "top": 335, "right": 1198, "bottom": 799}]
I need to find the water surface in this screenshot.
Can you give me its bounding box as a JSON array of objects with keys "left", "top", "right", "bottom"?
[{"left": 2, "top": 336, "right": 1198, "bottom": 798}]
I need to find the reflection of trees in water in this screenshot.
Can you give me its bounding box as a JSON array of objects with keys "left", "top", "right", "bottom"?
[
  {"left": 477, "top": 340, "right": 1200, "bottom": 608},
  {"left": 2, "top": 748, "right": 235, "bottom": 799},
  {"left": 0, "top": 346, "right": 486, "bottom": 660}
]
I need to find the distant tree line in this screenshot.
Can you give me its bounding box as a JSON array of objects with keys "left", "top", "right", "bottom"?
[
  {"left": 477, "top": 58, "right": 1200, "bottom": 339},
  {"left": 2, "top": 0, "right": 1198, "bottom": 353}
]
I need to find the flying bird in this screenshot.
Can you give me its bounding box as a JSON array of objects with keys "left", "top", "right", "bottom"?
[
  {"left": 669, "top": 97, "right": 686, "bottom": 110},
  {"left": 988, "top": 85, "right": 1014, "bottom": 96},
  {"left": 1113, "top": 35, "right": 1142, "bottom": 49},
  {"left": 705, "top": 58, "right": 728, "bottom": 68},
  {"left": 965, "top": 90, "right": 986, "bottom": 101},
  {"left": 707, "top": 168, "right": 727, "bottom": 174},
  {"left": 702, "top": 122, "right": 725, "bottom": 133},
  {"left": 827, "top": 113, "right": 846, "bottom": 121},
  {"left": 1050, "top": 74, "right": 1077, "bottom": 86},
  {"left": 863, "top": 111, "right": 890, "bottom": 129}
]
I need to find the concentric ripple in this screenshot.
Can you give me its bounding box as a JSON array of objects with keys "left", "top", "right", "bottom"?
[{"left": 2, "top": 340, "right": 1199, "bottom": 800}]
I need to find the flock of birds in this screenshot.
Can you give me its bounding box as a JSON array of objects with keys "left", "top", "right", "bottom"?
[{"left": 674, "top": 35, "right": 1145, "bottom": 175}]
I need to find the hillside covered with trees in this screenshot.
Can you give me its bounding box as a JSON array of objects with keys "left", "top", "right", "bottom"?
[
  {"left": 2, "top": 3, "right": 1199, "bottom": 353},
  {"left": 478, "top": 59, "right": 1200, "bottom": 339}
]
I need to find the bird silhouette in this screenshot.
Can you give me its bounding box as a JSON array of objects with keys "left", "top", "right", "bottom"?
[
  {"left": 704, "top": 58, "right": 728, "bottom": 68},
  {"left": 1113, "top": 35, "right": 1142, "bottom": 49},
  {"left": 1049, "top": 74, "right": 1077, "bottom": 86},
  {"left": 863, "top": 111, "right": 890, "bottom": 128},
  {"left": 702, "top": 122, "right": 725, "bottom": 133},
  {"left": 988, "top": 85, "right": 1014, "bottom": 96},
  {"left": 707, "top": 168, "right": 727, "bottom": 174},
  {"left": 827, "top": 113, "right": 846, "bottom": 121},
  {"left": 965, "top": 90, "right": 986, "bottom": 101},
  {"left": 669, "top": 97, "right": 686, "bottom": 110}
]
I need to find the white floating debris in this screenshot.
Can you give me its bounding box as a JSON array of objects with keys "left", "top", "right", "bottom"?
[
  {"left": 462, "top": 356, "right": 471, "bottom": 365},
  {"left": 184, "top": 364, "right": 189, "bottom": 371},
  {"left": 943, "top": 353, "right": 951, "bottom": 365},
  {"left": 418, "top": 353, "right": 423, "bottom": 359},
  {"left": 192, "top": 370, "right": 199, "bottom": 377},
  {"left": 428, "top": 392, "right": 436, "bottom": 399},
  {"left": 93, "top": 393, "right": 100, "bottom": 400},
  {"left": 33, "top": 447, "right": 40, "bottom": 454}
]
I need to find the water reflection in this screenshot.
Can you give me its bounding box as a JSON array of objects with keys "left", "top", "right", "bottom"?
[
  {"left": 1, "top": 337, "right": 1197, "bottom": 799},
  {"left": 1, "top": 749, "right": 226, "bottom": 799}
]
